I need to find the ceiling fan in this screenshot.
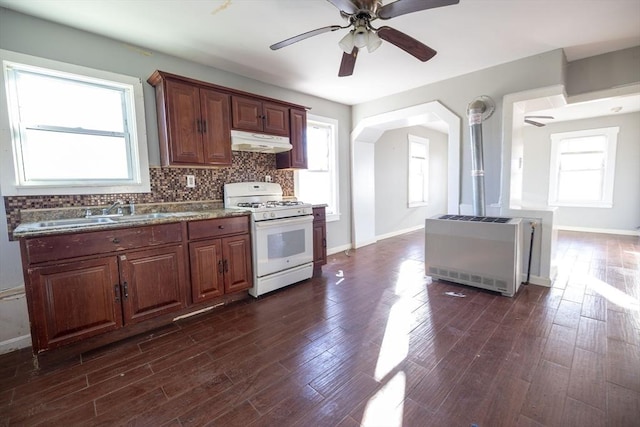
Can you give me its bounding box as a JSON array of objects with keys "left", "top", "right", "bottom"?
[
  {"left": 269, "top": 0, "right": 460, "bottom": 77},
  {"left": 524, "top": 115, "right": 555, "bottom": 127}
]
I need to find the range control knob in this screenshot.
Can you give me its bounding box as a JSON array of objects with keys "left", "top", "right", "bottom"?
[
  {"left": 262, "top": 213, "right": 268, "bottom": 219},
  {"left": 270, "top": 212, "right": 276, "bottom": 218}
]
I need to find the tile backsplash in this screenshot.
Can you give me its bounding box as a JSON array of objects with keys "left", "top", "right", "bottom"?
[{"left": 4, "top": 151, "right": 293, "bottom": 239}]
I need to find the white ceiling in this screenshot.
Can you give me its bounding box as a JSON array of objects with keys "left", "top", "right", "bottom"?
[{"left": 1, "top": 0, "right": 639, "bottom": 106}]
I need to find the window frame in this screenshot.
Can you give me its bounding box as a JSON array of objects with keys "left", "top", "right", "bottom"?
[
  {"left": 548, "top": 127, "right": 618, "bottom": 208},
  {"left": 407, "top": 134, "right": 429, "bottom": 208},
  {"left": 295, "top": 114, "right": 340, "bottom": 222},
  {"left": 0, "top": 49, "right": 150, "bottom": 196}
]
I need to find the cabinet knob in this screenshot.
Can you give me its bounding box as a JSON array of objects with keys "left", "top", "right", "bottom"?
[
  {"left": 112, "top": 238, "right": 120, "bottom": 244},
  {"left": 218, "top": 225, "right": 224, "bottom": 229}
]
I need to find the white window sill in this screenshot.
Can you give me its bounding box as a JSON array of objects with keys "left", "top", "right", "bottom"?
[
  {"left": 549, "top": 201, "right": 613, "bottom": 208},
  {"left": 326, "top": 213, "right": 340, "bottom": 223},
  {"left": 408, "top": 202, "right": 428, "bottom": 208}
]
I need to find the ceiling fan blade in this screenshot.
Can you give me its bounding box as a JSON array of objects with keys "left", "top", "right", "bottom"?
[
  {"left": 377, "top": 26, "right": 436, "bottom": 61},
  {"left": 524, "top": 119, "right": 545, "bottom": 127},
  {"left": 378, "top": 0, "right": 460, "bottom": 20},
  {"left": 525, "top": 115, "right": 555, "bottom": 119},
  {"left": 326, "top": 0, "right": 359, "bottom": 15},
  {"left": 338, "top": 47, "right": 358, "bottom": 77},
  {"left": 270, "top": 25, "right": 344, "bottom": 50}
]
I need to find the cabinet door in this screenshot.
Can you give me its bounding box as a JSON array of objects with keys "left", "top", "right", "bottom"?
[
  {"left": 27, "top": 257, "right": 122, "bottom": 351},
  {"left": 277, "top": 108, "right": 307, "bottom": 169},
  {"left": 222, "top": 234, "right": 253, "bottom": 294},
  {"left": 231, "top": 96, "right": 263, "bottom": 132},
  {"left": 119, "top": 246, "right": 186, "bottom": 325},
  {"left": 164, "top": 79, "right": 204, "bottom": 164},
  {"left": 313, "top": 222, "right": 327, "bottom": 267},
  {"left": 189, "top": 239, "right": 225, "bottom": 303},
  {"left": 262, "top": 102, "right": 290, "bottom": 136},
  {"left": 200, "top": 88, "right": 232, "bottom": 165}
]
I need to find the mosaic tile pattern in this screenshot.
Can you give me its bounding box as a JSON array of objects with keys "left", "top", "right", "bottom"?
[{"left": 4, "top": 152, "right": 294, "bottom": 240}]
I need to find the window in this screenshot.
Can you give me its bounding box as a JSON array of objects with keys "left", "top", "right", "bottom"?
[
  {"left": 296, "top": 114, "right": 339, "bottom": 221},
  {"left": 0, "top": 49, "right": 149, "bottom": 195},
  {"left": 408, "top": 134, "right": 429, "bottom": 207},
  {"left": 548, "top": 127, "right": 618, "bottom": 208}
]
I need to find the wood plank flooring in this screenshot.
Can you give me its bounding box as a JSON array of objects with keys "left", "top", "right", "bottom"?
[{"left": 1, "top": 230, "right": 638, "bottom": 426}]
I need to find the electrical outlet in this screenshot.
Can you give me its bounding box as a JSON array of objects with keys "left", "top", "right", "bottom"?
[
  {"left": 265, "top": 175, "right": 272, "bottom": 182},
  {"left": 186, "top": 175, "right": 196, "bottom": 188}
]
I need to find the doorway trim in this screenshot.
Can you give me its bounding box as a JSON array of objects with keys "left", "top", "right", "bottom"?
[{"left": 350, "top": 101, "right": 461, "bottom": 248}]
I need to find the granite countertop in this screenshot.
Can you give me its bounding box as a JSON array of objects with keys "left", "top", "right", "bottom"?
[{"left": 13, "top": 200, "right": 251, "bottom": 238}]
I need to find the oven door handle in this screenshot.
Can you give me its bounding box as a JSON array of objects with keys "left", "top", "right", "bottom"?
[{"left": 254, "top": 215, "right": 313, "bottom": 229}]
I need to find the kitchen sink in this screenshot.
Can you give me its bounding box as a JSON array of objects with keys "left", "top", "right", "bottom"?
[
  {"left": 18, "top": 211, "right": 200, "bottom": 232},
  {"left": 26, "top": 217, "right": 117, "bottom": 229},
  {"left": 114, "top": 212, "right": 173, "bottom": 221},
  {"left": 114, "top": 211, "right": 198, "bottom": 221}
]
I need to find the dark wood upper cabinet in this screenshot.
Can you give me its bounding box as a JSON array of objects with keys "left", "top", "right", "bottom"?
[
  {"left": 149, "top": 71, "right": 231, "bottom": 167},
  {"left": 276, "top": 108, "right": 308, "bottom": 169},
  {"left": 148, "top": 70, "right": 309, "bottom": 169},
  {"left": 231, "top": 95, "right": 289, "bottom": 136}
]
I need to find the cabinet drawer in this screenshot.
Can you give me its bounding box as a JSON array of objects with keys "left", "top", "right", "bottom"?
[
  {"left": 313, "top": 207, "right": 326, "bottom": 222},
  {"left": 25, "top": 223, "right": 183, "bottom": 264},
  {"left": 188, "top": 216, "right": 249, "bottom": 240}
]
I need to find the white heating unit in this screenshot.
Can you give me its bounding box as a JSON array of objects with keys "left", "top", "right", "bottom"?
[
  {"left": 224, "top": 182, "right": 314, "bottom": 297},
  {"left": 425, "top": 215, "right": 523, "bottom": 297}
]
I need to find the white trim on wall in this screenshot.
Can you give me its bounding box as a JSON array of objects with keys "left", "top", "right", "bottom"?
[{"left": 350, "top": 100, "right": 461, "bottom": 249}]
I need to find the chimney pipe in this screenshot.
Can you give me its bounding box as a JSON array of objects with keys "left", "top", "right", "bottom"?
[{"left": 466, "top": 96, "right": 495, "bottom": 217}]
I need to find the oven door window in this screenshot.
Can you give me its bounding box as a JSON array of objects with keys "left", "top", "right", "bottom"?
[{"left": 268, "top": 229, "right": 305, "bottom": 259}]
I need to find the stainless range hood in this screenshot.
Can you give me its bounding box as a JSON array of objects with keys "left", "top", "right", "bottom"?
[{"left": 231, "top": 130, "right": 292, "bottom": 153}]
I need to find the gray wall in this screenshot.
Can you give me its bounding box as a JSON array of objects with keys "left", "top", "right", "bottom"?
[
  {"left": 566, "top": 46, "right": 640, "bottom": 96},
  {"left": 0, "top": 7, "right": 353, "bottom": 292},
  {"left": 375, "top": 126, "right": 448, "bottom": 236},
  {"left": 353, "top": 50, "right": 567, "bottom": 211},
  {"left": 522, "top": 112, "right": 640, "bottom": 232}
]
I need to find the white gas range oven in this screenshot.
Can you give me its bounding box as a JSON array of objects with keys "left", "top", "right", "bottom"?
[{"left": 224, "top": 182, "right": 314, "bottom": 297}]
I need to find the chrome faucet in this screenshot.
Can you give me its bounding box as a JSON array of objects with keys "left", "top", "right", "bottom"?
[{"left": 102, "top": 200, "right": 124, "bottom": 216}]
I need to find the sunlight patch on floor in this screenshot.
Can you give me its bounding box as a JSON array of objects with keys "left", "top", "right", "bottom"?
[
  {"left": 361, "top": 371, "right": 406, "bottom": 427},
  {"left": 582, "top": 274, "right": 639, "bottom": 311},
  {"left": 373, "top": 300, "right": 412, "bottom": 381},
  {"left": 363, "top": 260, "right": 426, "bottom": 426}
]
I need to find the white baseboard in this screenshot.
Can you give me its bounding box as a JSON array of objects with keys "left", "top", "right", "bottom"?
[
  {"left": 376, "top": 224, "right": 424, "bottom": 241},
  {"left": 520, "top": 274, "right": 552, "bottom": 287},
  {"left": 557, "top": 225, "right": 640, "bottom": 236},
  {"left": 327, "top": 243, "right": 353, "bottom": 256},
  {"left": 0, "top": 334, "right": 31, "bottom": 355}
]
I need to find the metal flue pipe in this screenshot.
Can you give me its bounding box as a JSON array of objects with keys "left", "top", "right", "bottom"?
[{"left": 466, "top": 96, "right": 495, "bottom": 217}]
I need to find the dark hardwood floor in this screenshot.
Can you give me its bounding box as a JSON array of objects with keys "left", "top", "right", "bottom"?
[{"left": 1, "top": 230, "right": 639, "bottom": 426}]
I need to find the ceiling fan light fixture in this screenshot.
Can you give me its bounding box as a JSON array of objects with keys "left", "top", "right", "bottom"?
[
  {"left": 338, "top": 31, "right": 355, "bottom": 53},
  {"left": 353, "top": 26, "right": 369, "bottom": 49},
  {"left": 367, "top": 30, "right": 382, "bottom": 53}
]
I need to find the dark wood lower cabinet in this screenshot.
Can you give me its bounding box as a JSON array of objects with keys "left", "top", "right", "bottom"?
[
  {"left": 188, "top": 217, "right": 253, "bottom": 302},
  {"left": 312, "top": 206, "right": 327, "bottom": 276},
  {"left": 20, "top": 217, "right": 253, "bottom": 357},
  {"left": 119, "top": 245, "right": 186, "bottom": 325},
  {"left": 221, "top": 234, "right": 252, "bottom": 294},
  {"left": 27, "top": 257, "right": 123, "bottom": 351}
]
